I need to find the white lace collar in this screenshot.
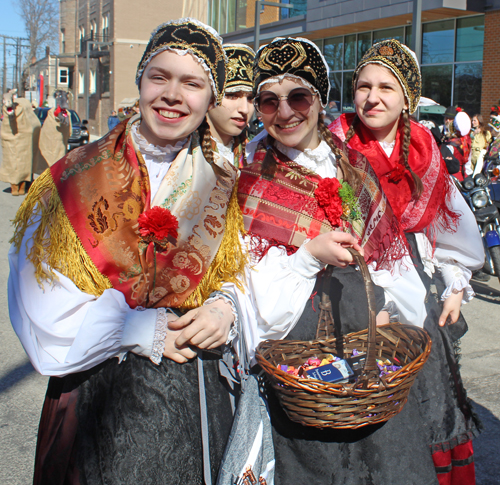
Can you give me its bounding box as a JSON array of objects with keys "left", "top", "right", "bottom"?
[
  {"left": 214, "top": 138, "right": 234, "bottom": 164},
  {"left": 131, "top": 123, "right": 186, "bottom": 163},
  {"left": 379, "top": 139, "right": 396, "bottom": 157},
  {"left": 274, "top": 139, "right": 334, "bottom": 171}
]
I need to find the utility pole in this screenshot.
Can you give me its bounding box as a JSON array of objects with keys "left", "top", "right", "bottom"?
[
  {"left": 2, "top": 37, "right": 6, "bottom": 95},
  {"left": 0, "top": 35, "right": 30, "bottom": 95}
]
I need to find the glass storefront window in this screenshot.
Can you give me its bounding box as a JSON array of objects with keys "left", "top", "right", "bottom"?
[
  {"left": 342, "top": 71, "right": 355, "bottom": 112},
  {"left": 324, "top": 37, "right": 343, "bottom": 72},
  {"left": 454, "top": 63, "right": 482, "bottom": 115},
  {"left": 227, "top": 0, "right": 236, "bottom": 33},
  {"left": 405, "top": 26, "right": 412, "bottom": 49},
  {"left": 236, "top": 0, "right": 248, "bottom": 31},
  {"left": 456, "top": 16, "right": 484, "bottom": 62},
  {"left": 344, "top": 34, "right": 356, "bottom": 70},
  {"left": 357, "top": 32, "right": 371, "bottom": 62},
  {"left": 373, "top": 27, "right": 404, "bottom": 44},
  {"left": 422, "top": 20, "right": 454, "bottom": 64},
  {"left": 421, "top": 64, "right": 452, "bottom": 107}
]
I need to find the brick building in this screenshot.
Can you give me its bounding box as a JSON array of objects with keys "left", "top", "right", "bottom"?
[
  {"left": 58, "top": 0, "right": 208, "bottom": 137},
  {"left": 217, "top": 0, "right": 500, "bottom": 121}
]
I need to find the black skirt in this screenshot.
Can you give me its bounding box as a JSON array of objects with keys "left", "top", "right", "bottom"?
[
  {"left": 33, "top": 352, "right": 233, "bottom": 485},
  {"left": 268, "top": 238, "right": 479, "bottom": 485}
]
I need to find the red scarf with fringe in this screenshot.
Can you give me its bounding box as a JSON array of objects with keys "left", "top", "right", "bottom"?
[
  {"left": 237, "top": 138, "right": 407, "bottom": 270},
  {"left": 330, "top": 113, "right": 459, "bottom": 237}
]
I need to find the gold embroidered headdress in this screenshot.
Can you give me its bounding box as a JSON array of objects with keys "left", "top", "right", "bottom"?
[
  {"left": 223, "top": 44, "right": 255, "bottom": 93},
  {"left": 136, "top": 18, "right": 227, "bottom": 105},
  {"left": 353, "top": 39, "right": 421, "bottom": 114},
  {"left": 253, "top": 37, "right": 330, "bottom": 107}
]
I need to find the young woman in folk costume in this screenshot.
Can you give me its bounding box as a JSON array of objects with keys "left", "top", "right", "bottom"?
[
  {"left": 9, "top": 19, "right": 247, "bottom": 484},
  {"left": 233, "top": 36, "right": 443, "bottom": 484},
  {"left": 207, "top": 44, "right": 255, "bottom": 168},
  {"left": 330, "top": 39, "right": 483, "bottom": 484}
]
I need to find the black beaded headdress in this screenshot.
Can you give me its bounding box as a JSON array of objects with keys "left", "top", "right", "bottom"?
[
  {"left": 136, "top": 18, "right": 227, "bottom": 105},
  {"left": 253, "top": 37, "right": 330, "bottom": 107},
  {"left": 223, "top": 44, "right": 255, "bottom": 93},
  {"left": 353, "top": 39, "right": 421, "bottom": 114}
]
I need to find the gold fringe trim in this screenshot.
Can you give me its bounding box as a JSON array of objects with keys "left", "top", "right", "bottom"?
[
  {"left": 11, "top": 170, "right": 113, "bottom": 296},
  {"left": 179, "top": 180, "right": 247, "bottom": 310}
]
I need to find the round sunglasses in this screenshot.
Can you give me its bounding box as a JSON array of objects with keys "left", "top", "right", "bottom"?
[{"left": 254, "top": 88, "right": 317, "bottom": 115}]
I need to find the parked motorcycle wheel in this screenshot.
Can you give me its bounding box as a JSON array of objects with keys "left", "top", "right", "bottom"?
[{"left": 489, "top": 245, "right": 500, "bottom": 282}]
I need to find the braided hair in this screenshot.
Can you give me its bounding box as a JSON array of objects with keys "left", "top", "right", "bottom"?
[
  {"left": 345, "top": 112, "right": 423, "bottom": 198},
  {"left": 198, "top": 116, "right": 215, "bottom": 165},
  {"left": 317, "top": 114, "right": 361, "bottom": 191}
]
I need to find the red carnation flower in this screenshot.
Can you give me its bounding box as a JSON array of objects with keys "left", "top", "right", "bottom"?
[
  {"left": 314, "top": 177, "right": 343, "bottom": 227},
  {"left": 138, "top": 206, "right": 178, "bottom": 249},
  {"left": 456, "top": 107, "right": 462, "bottom": 112},
  {"left": 388, "top": 163, "right": 407, "bottom": 183}
]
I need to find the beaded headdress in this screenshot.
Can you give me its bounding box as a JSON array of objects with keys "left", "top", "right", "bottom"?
[
  {"left": 136, "top": 18, "right": 227, "bottom": 105},
  {"left": 253, "top": 37, "right": 330, "bottom": 107},
  {"left": 353, "top": 39, "right": 421, "bottom": 114},
  {"left": 224, "top": 44, "right": 255, "bottom": 93}
]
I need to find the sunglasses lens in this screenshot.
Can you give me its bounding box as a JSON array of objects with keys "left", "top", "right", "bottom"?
[
  {"left": 257, "top": 94, "right": 279, "bottom": 114},
  {"left": 288, "top": 89, "right": 314, "bottom": 111},
  {"left": 256, "top": 89, "right": 315, "bottom": 114}
]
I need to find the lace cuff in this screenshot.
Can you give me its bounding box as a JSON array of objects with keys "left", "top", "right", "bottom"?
[
  {"left": 289, "top": 241, "right": 327, "bottom": 278},
  {"left": 204, "top": 292, "right": 239, "bottom": 345},
  {"left": 150, "top": 308, "right": 169, "bottom": 365},
  {"left": 438, "top": 260, "right": 474, "bottom": 303}
]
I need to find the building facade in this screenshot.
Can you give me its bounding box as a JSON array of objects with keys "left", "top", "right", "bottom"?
[
  {"left": 58, "top": 0, "right": 208, "bottom": 137},
  {"left": 219, "top": 0, "right": 500, "bottom": 121}
]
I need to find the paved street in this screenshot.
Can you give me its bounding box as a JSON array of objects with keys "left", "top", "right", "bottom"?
[{"left": 0, "top": 156, "right": 498, "bottom": 483}]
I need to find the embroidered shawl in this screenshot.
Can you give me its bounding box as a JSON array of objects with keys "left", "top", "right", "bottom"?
[
  {"left": 237, "top": 138, "right": 407, "bottom": 270},
  {"left": 330, "top": 113, "right": 459, "bottom": 237},
  {"left": 12, "top": 119, "right": 246, "bottom": 310}
]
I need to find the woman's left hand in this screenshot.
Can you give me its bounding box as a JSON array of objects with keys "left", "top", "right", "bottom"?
[
  {"left": 438, "top": 290, "right": 464, "bottom": 326},
  {"left": 168, "top": 299, "right": 235, "bottom": 349}
]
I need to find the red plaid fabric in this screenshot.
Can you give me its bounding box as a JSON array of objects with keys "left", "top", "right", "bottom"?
[{"left": 238, "top": 139, "right": 407, "bottom": 269}]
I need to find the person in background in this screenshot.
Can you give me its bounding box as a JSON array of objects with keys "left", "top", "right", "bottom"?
[
  {"left": 330, "top": 39, "right": 482, "bottom": 484},
  {"left": 9, "top": 18, "right": 246, "bottom": 484},
  {"left": 0, "top": 89, "right": 40, "bottom": 196},
  {"left": 470, "top": 113, "right": 492, "bottom": 173},
  {"left": 207, "top": 44, "right": 255, "bottom": 168},
  {"left": 107, "top": 109, "right": 120, "bottom": 131},
  {"left": 419, "top": 119, "right": 460, "bottom": 175},
  {"left": 445, "top": 110, "right": 472, "bottom": 181},
  {"left": 442, "top": 105, "right": 458, "bottom": 136},
  {"left": 486, "top": 113, "right": 500, "bottom": 159}
]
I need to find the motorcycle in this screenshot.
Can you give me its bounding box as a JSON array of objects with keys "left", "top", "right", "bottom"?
[{"left": 454, "top": 164, "right": 500, "bottom": 282}]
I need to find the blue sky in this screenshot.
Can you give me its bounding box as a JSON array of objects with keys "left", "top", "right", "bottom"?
[
  {"left": 0, "top": 0, "right": 32, "bottom": 89},
  {"left": 0, "top": 1, "right": 27, "bottom": 37}
]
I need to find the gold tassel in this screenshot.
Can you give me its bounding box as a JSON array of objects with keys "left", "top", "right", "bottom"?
[
  {"left": 180, "top": 180, "right": 247, "bottom": 310},
  {"left": 11, "top": 170, "right": 112, "bottom": 296}
]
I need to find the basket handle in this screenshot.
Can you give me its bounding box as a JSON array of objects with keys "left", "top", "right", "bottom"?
[{"left": 345, "top": 248, "right": 379, "bottom": 381}]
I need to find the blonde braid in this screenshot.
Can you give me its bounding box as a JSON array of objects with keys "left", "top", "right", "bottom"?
[
  {"left": 318, "top": 115, "right": 361, "bottom": 191},
  {"left": 344, "top": 114, "right": 359, "bottom": 144},
  {"left": 198, "top": 117, "right": 214, "bottom": 165},
  {"left": 401, "top": 111, "right": 423, "bottom": 198}
]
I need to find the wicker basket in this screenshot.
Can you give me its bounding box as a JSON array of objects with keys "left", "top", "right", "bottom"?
[{"left": 255, "top": 248, "right": 432, "bottom": 429}]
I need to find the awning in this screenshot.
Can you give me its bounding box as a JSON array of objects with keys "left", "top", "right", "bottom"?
[{"left": 118, "top": 97, "right": 139, "bottom": 108}]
